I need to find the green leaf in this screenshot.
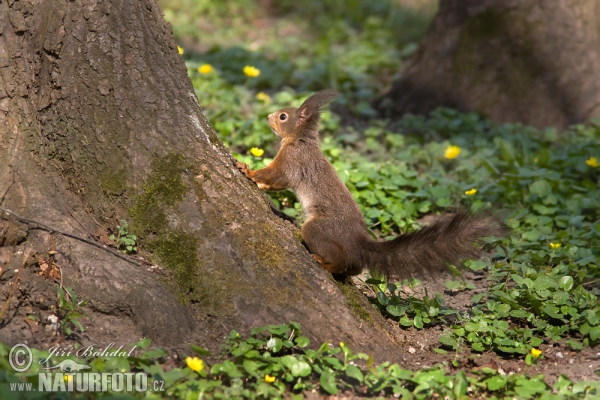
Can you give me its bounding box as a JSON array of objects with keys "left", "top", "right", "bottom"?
[
  {"left": 589, "top": 326, "right": 600, "bottom": 341},
  {"left": 514, "top": 377, "right": 547, "bottom": 397},
  {"left": 522, "top": 230, "right": 541, "bottom": 241},
  {"left": 486, "top": 375, "right": 507, "bottom": 391},
  {"left": 377, "top": 291, "right": 390, "bottom": 306},
  {"left": 231, "top": 342, "right": 253, "bottom": 357},
  {"left": 429, "top": 186, "right": 450, "bottom": 199},
  {"left": 533, "top": 275, "right": 557, "bottom": 291},
  {"left": 294, "top": 336, "right": 310, "bottom": 348},
  {"left": 190, "top": 344, "right": 210, "bottom": 357},
  {"left": 140, "top": 348, "right": 167, "bottom": 360},
  {"left": 529, "top": 179, "right": 552, "bottom": 197},
  {"left": 345, "top": 364, "right": 363, "bottom": 383},
  {"left": 445, "top": 280, "right": 462, "bottom": 290},
  {"left": 453, "top": 371, "right": 468, "bottom": 397},
  {"left": 510, "top": 309, "right": 531, "bottom": 318},
  {"left": 593, "top": 220, "right": 600, "bottom": 236},
  {"left": 439, "top": 335, "right": 458, "bottom": 349},
  {"left": 73, "top": 320, "right": 85, "bottom": 333},
  {"left": 320, "top": 368, "right": 338, "bottom": 395},
  {"left": 468, "top": 260, "right": 488, "bottom": 271},
  {"left": 565, "top": 340, "right": 583, "bottom": 350},
  {"left": 568, "top": 215, "right": 585, "bottom": 227},
  {"left": 324, "top": 357, "right": 343, "bottom": 369},
  {"left": 386, "top": 304, "right": 406, "bottom": 317},
  {"left": 291, "top": 360, "right": 311, "bottom": 377},
  {"left": 471, "top": 342, "right": 485, "bottom": 352},
  {"left": 413, "top": 315, "right": 423, "bottom": 329},
  {"left": 266, "top": 338, "right": 283, "bottom": 353},
  {"left": 558, "top": 276, "right": 574, "bottom": 291},
  {"left": 543, "top": 305, "right": 563, "bottom": 320}
]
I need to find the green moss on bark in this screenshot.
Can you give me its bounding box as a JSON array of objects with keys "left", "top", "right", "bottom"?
[
  {"left": 148, "top": 229, "right": 201, "bottom": 301},
  {"left": 130, "top": 152, "right": 206, "bottom": 301},
  {"left": 100, "top": 168, "right": 127, "bottom": 196},
  {"left": 130, "top": 152, "right": 194, "bottom": 234},
  {"left": 334, "top": 278, "right": 375, "bottom": 325}
]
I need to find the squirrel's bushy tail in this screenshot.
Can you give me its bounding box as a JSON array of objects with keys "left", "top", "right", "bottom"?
[{"left": 362, "top": 209, "right": 509, "bottom": 280}]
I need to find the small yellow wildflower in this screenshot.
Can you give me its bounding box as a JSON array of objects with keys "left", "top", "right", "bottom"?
[
  {"left": 64, "top": 374, "right": 73, "bottom": 383},
  {"left": 531, "top": 348, "right": 542, "bottom": 358},
  {"left": 586, "top": 157, "right": 599, "bottom": 168},
  {"left": 255, "top": 92, "right": 271, "bottom": 102},
  {"left": 250, "top": 147, "right": 264, "bottom": 157},
  {"left": 339, "top": 342, "right": 345, "bottom": 348},
  {"left": 264, "top": 374, "right": 276, "bottom": 383},
  {"left": 444, "top": 145, "right": 461, "bottom": 159},
  {"left": 534, "top": 157, "right": 538, "bottom": 163},
  {"left": 198, "top": 64, "right": 213, "bottom": 74},
  {"left": 243, "top": 65, "right": 261, "bottom": 78},
  {"left": 177, "top": 46, "right": 184, "bottom": 55},
  {"left": 465, "top": 188, "right": 477, "bottom": 196},
  {"left": 550, "top": 242, "right": 561, "bottom": 249},
  {"left": 186, "top": 356, "right": 204, "bottom": 372}
]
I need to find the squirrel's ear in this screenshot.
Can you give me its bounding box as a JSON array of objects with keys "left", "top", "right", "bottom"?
[
  {"left": 298, "top": 89, "right": 339, "bottom": 121},
  {"left": 298, "top": 104, "right": 313, "bottom": 121}
]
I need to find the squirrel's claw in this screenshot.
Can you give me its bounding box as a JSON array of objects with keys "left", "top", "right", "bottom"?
[{"left": 236, "top": 161, "right": 250, "bottom": 176}]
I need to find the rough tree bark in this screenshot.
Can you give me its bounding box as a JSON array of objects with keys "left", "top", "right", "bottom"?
[
  {"left": 0, "top": 0, "right": 404, "bottom": 359},
  {"left": 380, "top": 0, "right": 600, "bottom": 129}
]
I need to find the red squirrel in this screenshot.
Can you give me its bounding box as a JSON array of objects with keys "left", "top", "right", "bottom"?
[{"left": 237, "top": 90, "right": 508, "bottom": 279}]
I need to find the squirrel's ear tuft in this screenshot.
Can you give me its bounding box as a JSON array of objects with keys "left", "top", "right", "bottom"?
[{"left": 298, "top": 89, "right": 339, "bottom": 120}]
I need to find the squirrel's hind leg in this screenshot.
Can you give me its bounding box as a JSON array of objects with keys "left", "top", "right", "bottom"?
[
  {"left": 312, "top": 254, "right": 344, "bottom": 274},
  {"left": 302, "top": 218, "right": 366, "bottom": 276}
]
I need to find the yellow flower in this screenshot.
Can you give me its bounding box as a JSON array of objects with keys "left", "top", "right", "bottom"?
[
  {"left": 186, "top": 356, "right": 204, "bottom": 372},
  {"left": 339, "top": 342, "right": 345, "bottom": 348},
  {"left": 177, "top": 46, "right": 184, "bottom": 55},
  {"left": 64, "top": 374, "right": 73, "bottom": 383},
  {"left": 264, "top": 374, "right": 276, "bottom": 383},
  {"left": 586, "top": 157, "right": 599, "bottom": 168},
  {"left": 243, "top": 65, "right": 261, "bottom": 78},
  {"left": 531, "top": 348, "right": 542, "bottom": 358},
  {"left": 444, "top": 145, "right": 461, "bottom": 159},
  {"left": 250, "top": 147, "right": 264, "bottom": 157},
  {"left": 465, "top": 188, "right": 477, "bottom": 196},
  {"left": 550, "top": 242, "right": 561, "bottom": 249},
  {"left": 198, "top": 64, "right": 213, "bottom": 74},
  {"left": 255, "top": 92, "right": 271, "bottom": 102}
]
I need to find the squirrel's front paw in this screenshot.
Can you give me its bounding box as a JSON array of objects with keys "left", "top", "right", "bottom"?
[{"left": 236, "top": 161, "right": 250, "bottom": 176}]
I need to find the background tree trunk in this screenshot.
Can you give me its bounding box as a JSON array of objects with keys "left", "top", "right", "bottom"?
[
  {"left": 0, "top": 0, "right": 402, "bottom": 359},
  {"left": 379, "top": 0, "right": 600, "bottom": 129}
]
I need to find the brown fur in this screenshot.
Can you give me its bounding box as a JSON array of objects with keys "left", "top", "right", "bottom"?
[{"left": 237, "top": 90, "right": 509, "bottom": 279}]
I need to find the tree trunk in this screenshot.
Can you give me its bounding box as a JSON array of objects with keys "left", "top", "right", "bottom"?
[
  {"left": 380, "top": 0, "right": 600, "bottom": 129},
  {"left": 0, "top": 0, "right": 403, "bottom": 359}
]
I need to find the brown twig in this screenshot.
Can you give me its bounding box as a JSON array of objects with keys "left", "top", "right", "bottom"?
[
  {"left": 582, "top": 278, "right": 600, "bottom": 287},
  {"left": 0, "top": 207, "right": 141, "bottom": 267},
  {"left": 0, "top": 250, "right": 32, "bottom": 322}
]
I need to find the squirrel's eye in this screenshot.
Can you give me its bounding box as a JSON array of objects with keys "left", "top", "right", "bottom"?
[{"left": 279, "top": 113, "right": 287, "bottom": 121}]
